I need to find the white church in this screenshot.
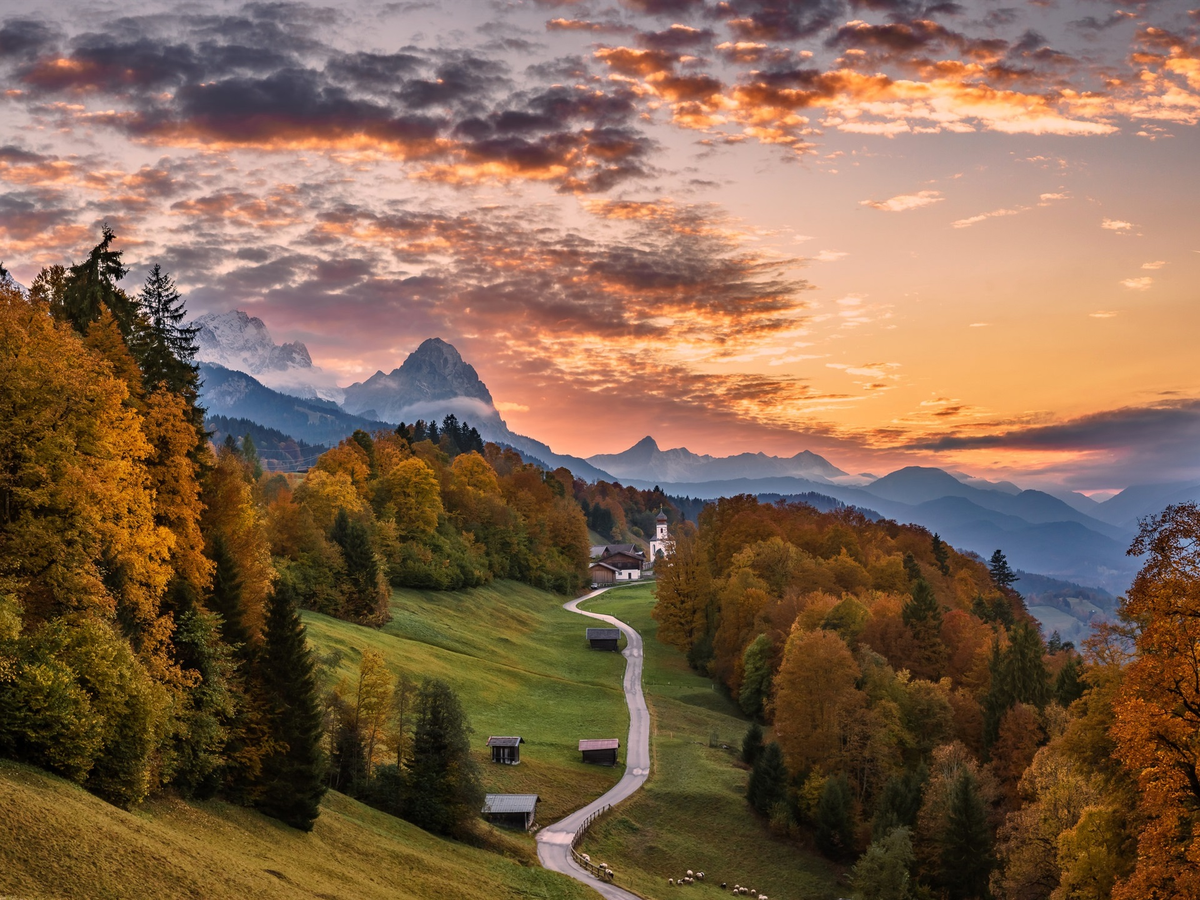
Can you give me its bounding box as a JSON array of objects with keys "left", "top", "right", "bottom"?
[{"left": 648, "top": 510, "right": 674, "bottom": 563}]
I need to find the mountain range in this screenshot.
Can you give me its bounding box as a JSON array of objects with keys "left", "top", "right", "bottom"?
[{"left": 194, "top": 308, "right": 1195, "bottom": 597}]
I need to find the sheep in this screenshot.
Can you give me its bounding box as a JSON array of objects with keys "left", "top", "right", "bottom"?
[
  {"left": 582, "top": 853, "right": 590, "bottom": 863},
  {"left": 687, "top": 870, "right": 694, "bottom": 878},
  {"left": 697, "top": 872, "right": 705, "bottom": 881},
  {"left": 721, "top": 884, "right": 727, "bottom": 890},
  {"left": 668, "top": 879, "right": 674, "bottom": 886}
]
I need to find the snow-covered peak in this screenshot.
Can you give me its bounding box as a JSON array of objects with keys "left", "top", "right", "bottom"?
[{"left": 192, "top": 310, "right": 343, "bottom": 403}]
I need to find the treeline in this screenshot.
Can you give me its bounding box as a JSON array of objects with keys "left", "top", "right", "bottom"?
[
  {"left": 206, "top": 414, "right": 327, "bottom": 471},
  {"left": 253, "top": 416, "right": 590, "bottom": 616},
  {"left": 0, "top": 228, "right": 325, "bottom": 829},
  {"left": 574, "top": 480, "right": 683, "bottom": 542},
  {"left": 653, "top": 494, "right": 1185, "bottom": 899}
]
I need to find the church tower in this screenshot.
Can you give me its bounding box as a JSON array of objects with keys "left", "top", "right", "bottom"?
[{"left": 648, "top": 510, "right": 673, "bottom": 563}]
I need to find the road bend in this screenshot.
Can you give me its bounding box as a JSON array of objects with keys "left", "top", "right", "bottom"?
[{"left": 536, "top": 587, "right": 650, "bottom": 900}]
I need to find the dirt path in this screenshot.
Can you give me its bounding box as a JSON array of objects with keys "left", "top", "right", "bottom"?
[{"left": 535, "top": 587, "right": 650, "bottom": 900}]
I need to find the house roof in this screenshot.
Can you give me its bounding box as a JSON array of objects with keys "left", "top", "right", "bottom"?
[
  {"left": 578, "top": 739, "right": 620, "bottom": 751},
  {"left": 486, "top": 736, "right": 524, "bottom": 747},
  {"left": 590, "top": 544, "right": 647, "bottom": 561},
  {"left": 586, "top": 627, "right": 621, "bottom": 641},
  {"left": 589, "top": 561, "right": 619, "bottom": 572},
  {"left": 482, "top": 794, "right": 540, "bottom": 814}
]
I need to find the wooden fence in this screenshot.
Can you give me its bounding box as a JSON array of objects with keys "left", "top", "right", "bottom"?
[{"left": 570, "top": 805, "right": 615, "bottom": 881}]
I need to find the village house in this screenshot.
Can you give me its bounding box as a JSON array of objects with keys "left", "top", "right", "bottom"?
[{"left": 588, "top": 544, "right": 647, "bottom": 585}]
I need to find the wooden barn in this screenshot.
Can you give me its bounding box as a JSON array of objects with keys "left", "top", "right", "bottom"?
[
  {"left": 586, "top": 627, "right": 621, "bottom": 651},
  {"left": 486, "top": 736, "right": 524, "bottom": 765},
  {"left": 579, "top": 738, "right": 620, "bottom": 766},
  {"left": 482, "top": 794, "right": 540, "bottom": 830}
]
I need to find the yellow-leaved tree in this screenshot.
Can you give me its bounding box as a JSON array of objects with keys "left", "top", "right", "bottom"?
[{"left": 1111, "top": 503, "right": 1200, "bottom": 900}]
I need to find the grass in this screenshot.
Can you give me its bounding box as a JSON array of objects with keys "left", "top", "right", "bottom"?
[
  {"left": 303, "top": 580, "right": 629, "bottom": 825},
  {"left": 0, "top": 759, "right": 592, "bottom": 900},
  {"left": 577, "top": 584, "right": 843, "bottom": 900}
]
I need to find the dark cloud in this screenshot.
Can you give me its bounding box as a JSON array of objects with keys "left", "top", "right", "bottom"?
[
  {"left": 716, "top": 0, "right": 846, "bottom": 42},
  {"left": 0, "top": 9, "right": 653, "bottom": 193},
  {"left": 911, "top": 401, "right": 1200, "bottom": 487},
  {"left": 848, "top": 0, "right": 962, "bottom": 19},
  {"left": 1070, "top": 11, "right": 1137, "bottom": 32},
  {"left": 622, "top": 0, "right": 709, "bottom": 15},
  {"left": 0, "top": 18, "right": 58, "bottom": 59},
  {"left": 636, "top": 25, "right": 717, "bottom": 50},
  {"left": 828, "top": 18, "right": 1007, "bottom": 60}
]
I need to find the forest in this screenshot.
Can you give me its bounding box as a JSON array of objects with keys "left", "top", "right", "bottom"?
[
  {"left": 653, "top": 494, "right": 1200, "bottom": 899},
  {"left": 0, "top": 229, "right": 628, "bottom": 837}
]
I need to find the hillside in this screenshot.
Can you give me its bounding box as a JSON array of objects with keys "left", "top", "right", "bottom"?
[
  {"left": 303, "top": 581, "right": 630, "bottom": 824},
  {"left": 0, "top": 759, "right": 589, "bottom": 900},
  {"left": 578, "top": 585, "right": 841, "bottom": 900}
]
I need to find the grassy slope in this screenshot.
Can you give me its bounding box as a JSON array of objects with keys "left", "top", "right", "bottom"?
[
  {"left": 578, "top": 584, "right": 842, "bottom": 900},
  {"left": 304, "top": 581, "right": 628, "bottom": 825},
  {"left": 1, "top": 581, "right": 623, "bottom": 900},
  {"left": 0, "top": 759, "right": 590, "bottom": 900}
]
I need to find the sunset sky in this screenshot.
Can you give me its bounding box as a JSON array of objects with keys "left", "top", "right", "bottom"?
[{"left": 1, "top": 0, "right": 1198, "bottom": 491}]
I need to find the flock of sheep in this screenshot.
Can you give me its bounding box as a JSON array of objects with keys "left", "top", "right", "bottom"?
[{"left": 665, "top": 870, "right": 769, "bottom": 899}]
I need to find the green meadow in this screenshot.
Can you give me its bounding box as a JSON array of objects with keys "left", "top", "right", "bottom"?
[
  {"left": 0, "top": 758, "right": 590, "bottom": 900},
  {"left": 304, "top": 580, "right": 628, "bottom": 825},
  {"left": 578, "top": 584, "right": 842, "bottom": 900}
]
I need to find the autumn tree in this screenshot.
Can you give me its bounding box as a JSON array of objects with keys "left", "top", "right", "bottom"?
[
  {"left": 1111, "top": 503, "right": 1200, "bottom": 899},
  {"left": 852, "top": 826, "right": 915, "bottom": 900},
  {"left": 652, "top": 524, "right": 714, "bottom": 655},
  {"left": 773, "top": 626, "right": 864, "bottom": 774}
]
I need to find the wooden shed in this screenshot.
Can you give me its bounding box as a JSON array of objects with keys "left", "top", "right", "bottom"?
[
  {"left": 579, "top": 738, "right": 620, "bottom": 766},
  {"left": 486, "top": 736, "right": 524, "bottom": 765},
  {"left": 586, "top": 627, "right": 621, "bottom": 651},
  {"left": 482, "top": 794, "right": 540, "bottom": 830},
  {"left": 589, "top": 561, "right": 618, "bottom": 586}
]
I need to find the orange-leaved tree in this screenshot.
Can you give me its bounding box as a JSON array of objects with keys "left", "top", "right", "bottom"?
[{"left": 1111, "top": 502, "right": 1200, "bottom": 900}]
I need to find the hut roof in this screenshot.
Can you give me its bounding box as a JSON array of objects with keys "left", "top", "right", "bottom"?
[
  {"left": 578, "top": 739, "right": 620, "bottom": 751},
  {"left": 482, "top": 794, "right": 539, "bottom": 814},
  {"left": 586, "top": 627, "right": 621, "bottom": 641},
  {"left": 486, "top": 736, "right": 524, "bottom": 747},
  {"left": 589, "top": 561, "right": 619, "bottom": 572}
]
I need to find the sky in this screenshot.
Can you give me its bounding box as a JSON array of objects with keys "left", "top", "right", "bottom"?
[{"left": 1, "top": 0, "right": 1198, "bottom": 492}]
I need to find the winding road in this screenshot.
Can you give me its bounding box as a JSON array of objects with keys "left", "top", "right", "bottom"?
[{"left": 536, "top": 587, "right": 650, "bottom": 900}]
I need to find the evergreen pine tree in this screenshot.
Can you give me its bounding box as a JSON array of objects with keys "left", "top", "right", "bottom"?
[
  {"left": 983, "top": 622, "right": 1050, "bottom": 748},
  {"left": 329, "top": 508, "right": 383, "bottom": 620},
  {"left": 256, "top": 580, "right": 327, "bottom": 830},
  {"left": 902, "top": 552, "right": 923, "bottom": 583},
  {"left": 1054, "top": 654, "right": 1085, "bottom": 707},
  {"left": 58, "top": 224, "right": 136, "bottom": 336},
  {"left": 134, "top": 263, "right": 201, "bottom": 398},
  {"left": 931, "top": 533, "right": 950, "bottom": 575},
  {"left": 206, "top": 535, "right": 252, "bottom": 654},
  {"left": 816, "top": 773, "right": 856, "bottom": 860},
  {"left": 988, "top": 549, "right": 1019, "bottom": 591},
  {"left": 938, "top": 769, "right": 993, "bottom": 900},
  {"left": 902, "top": 579, "right": 947, "bottom": 680},
  {"left": 405, "top": 679, "right": 483, "bottom": 837},
  {"left": 872, "top": 766, "right": 927, "bottom": 841},
  {"left": 241, "top": 434, "right": 264, "bottom": 481},
  {"left": 747, "top": 741, "right": 788, "bottom": 816},
  {"left": 742, "top": 721, "right": 765, "bottom": 766}
]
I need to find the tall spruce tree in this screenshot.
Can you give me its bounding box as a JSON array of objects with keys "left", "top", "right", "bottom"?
[
  {"left": 405, "top": 678, "right": 483, "bottom": 837},
  {"left": 938, "top": 769, "right": 993, "bottom": 899},
  {"left": 329, "top": 508, "right": 382, "bottom": 620},
  {"left": 931, "top": 533, "right": 950, "bottom": 575},
  {"left": 742, "top": 721, "right": 765, "bottom": 766},
  {"left": 816, "top": 773, "right": 856, "bottom": 860},
  {"left": 206, "top": 535, "right": 252, "bottom": 654},
  {"left": 256, "top": 580, "right": 327, "bottom": 830},
  {"left": 903, "top": 579, "right": 947, "bottom": 680},
  {"left": 747, "top": 741, "right": 788, "bottom": 816},
  {"left": 988, "top": 549, "right": 1019, "bottom": 591},
  {"left": 135, "top": 264, "right": 200, "bottom": 396},
  {"left": 983, "top": 622, "right": 1051, "bottom": 747},
  {"left": 57, "top": 224, "right": 136, "bottom": 336}
]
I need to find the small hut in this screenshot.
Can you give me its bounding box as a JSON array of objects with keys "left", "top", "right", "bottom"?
[
  {"left": 486, "top": 736, "right": 524, "bottom": 765},
  {"left": 482, "top": 794, "right": 540, "bottom": 830},
  {"left": 586, "top": 627, "right": 621, "bottom": 651},
  {"left": 579, "top": 738, "right": 620, "bottom": 766}
]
